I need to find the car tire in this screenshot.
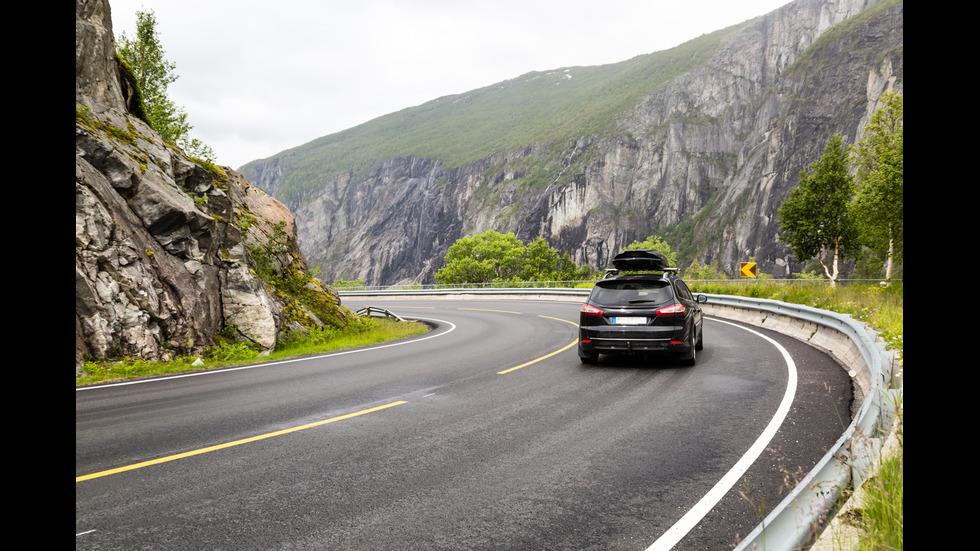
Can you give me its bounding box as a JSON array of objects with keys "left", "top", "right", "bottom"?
[
  {"left": 695, "top": 326, "right": 704, "bottom": 351},
  {"left": 580, "top": 353, "right": 598, "bottom": 365},
  {"left": 680, "top": 333, "right": 697, "bottom": 367}
]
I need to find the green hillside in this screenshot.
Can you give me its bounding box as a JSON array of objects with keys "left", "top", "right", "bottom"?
[{"left": 244, "top": 21, "right": 753, "bottom": 204}]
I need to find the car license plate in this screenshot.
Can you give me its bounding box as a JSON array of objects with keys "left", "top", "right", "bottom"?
[{"left": 612, "top": 316, "right": 646, "bottom": 325}]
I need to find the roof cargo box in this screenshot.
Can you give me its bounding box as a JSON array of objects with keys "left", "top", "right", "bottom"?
[{"left": 612, "top": 249, "right": 669, "bottom": 271}]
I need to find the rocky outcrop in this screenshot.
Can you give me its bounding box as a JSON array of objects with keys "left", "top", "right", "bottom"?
[
  {"left": 75, "top": 0, "right": 349, "bottom": 374},
  {"left": 243, "top": 0, "right": 902, "bottom": 286}
]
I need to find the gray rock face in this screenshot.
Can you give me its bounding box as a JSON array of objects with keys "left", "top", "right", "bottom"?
[
  {"left": 244, "top": 0, "right": 902, "bottom": 286},
  {"left": 75, "top": 0, "right": 346, "bottom": 374}
]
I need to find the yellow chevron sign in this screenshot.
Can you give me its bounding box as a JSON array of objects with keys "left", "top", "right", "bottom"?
[{"left": 740, "top": 262, "right": 757, "bottom": 278}]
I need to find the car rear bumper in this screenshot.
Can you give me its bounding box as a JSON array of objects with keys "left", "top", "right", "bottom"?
[
  {"left": 578, "top": 338, "right": 688, "bottom": 355},
  {"left": 578, "top": 326, "right": 690, "bottom": 356}
]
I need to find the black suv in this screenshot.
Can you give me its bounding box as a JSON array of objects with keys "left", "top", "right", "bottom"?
[{"left": 578, "top": 250, "right": 707, "bottom": 366}]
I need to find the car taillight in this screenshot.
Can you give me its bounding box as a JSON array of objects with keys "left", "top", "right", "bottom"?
[
  {"left": 580, "top": 304, "right": 604, "bottom": 316},
  {"left": 655, "top": 303, "right": 686, "bottom": 316}
]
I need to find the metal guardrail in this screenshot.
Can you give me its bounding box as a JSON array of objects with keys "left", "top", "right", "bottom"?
[
  {"left": 354, "top": 306, "right": 406, "bottom": 322},
  {"left": 339, "top": 288, "right": 900, "bottom": 550}
]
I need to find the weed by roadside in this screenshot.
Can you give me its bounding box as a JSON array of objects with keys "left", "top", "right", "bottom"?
[
  {"left": 690, "top": 280, "right": 903, "bottom": 359},
  {"left": 850, "top": 400, "right": 903, "bottom": 551}
]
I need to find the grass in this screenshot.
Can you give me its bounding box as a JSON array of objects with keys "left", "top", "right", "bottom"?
[
  {"left": 75, "top": 317, "right": 430, "bottom": 386},
  {"left": 853, "top": 403, "right": 903, "bottom": 551},
  {"left": 689, "top": 279, "right": 903, "bottom": 359}
]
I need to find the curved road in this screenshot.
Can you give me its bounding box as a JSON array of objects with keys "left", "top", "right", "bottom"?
[{"left": 76, "top": 298, "right": 853, "bottom": 550}]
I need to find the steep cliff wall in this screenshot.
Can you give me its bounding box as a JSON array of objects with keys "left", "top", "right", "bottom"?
[
  {"left": 554, "top": 0, "right": 904, "bottom": 275},
  {"left": 243, "top": 0, "right": 903, "bottom": 286},
  {"left": 75, "top": 0, "right": 349, "bottom": 374}
]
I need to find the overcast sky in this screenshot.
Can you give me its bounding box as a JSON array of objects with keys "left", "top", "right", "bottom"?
[{"left": 107, "top": 0, "right": 793, "bottom": 169}]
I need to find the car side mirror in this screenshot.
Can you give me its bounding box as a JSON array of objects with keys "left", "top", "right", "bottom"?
[{"left": 696, "top": 294, "right": 707, "bottom": 303}]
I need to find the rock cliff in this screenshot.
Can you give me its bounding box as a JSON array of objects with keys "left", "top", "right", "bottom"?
[
  {"left": 75, "top": 0, "right": 350, "bottom": 374},
  {"left": 242, "top": 0, "right": 903, "bottom": 285}
]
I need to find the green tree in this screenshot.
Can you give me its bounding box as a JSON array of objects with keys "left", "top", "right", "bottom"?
[
  {"left": 557, "top": 252, "right": 593, "bottom": 281},
  {"left": 521, "top": 237, "right": 560, "bottom": 281},
  {"left": 622, "top": 235, "right": 677, "bottom": 267},
  {"left": 434, "top": 230, "right": 527, "bottom": 285},
  {"left": 683, "top": 259, "right": 727, "bottom": 280},
  {"left": 778, "top": 134, "right": 858, "bottom": 287},
  {"left": 851, "top": 92, "right": 903, "bottom": 280},
  {"left": 117, "top": 9, "right": 214, "bottom": 161}
]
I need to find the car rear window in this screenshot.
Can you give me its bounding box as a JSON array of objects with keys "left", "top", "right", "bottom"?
[{"left": 590, "top": 280, "right": 674, "bottom": 306}]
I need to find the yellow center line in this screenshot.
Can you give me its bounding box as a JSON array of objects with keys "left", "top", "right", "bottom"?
[
  {"left": 497, "top": 340, "right": 578, "bottom": 374},
  {"left": 76, "top": 401, "right": 408, "bottom": 483},
  {"left": 458, "top": 307, "right": 523, "bottom": 314},
  {"left": 498, "top": 315, "right": 580, "bottom": 374},
  {"left": 538, "top": 315, "right": 579, "bottom": 327}
]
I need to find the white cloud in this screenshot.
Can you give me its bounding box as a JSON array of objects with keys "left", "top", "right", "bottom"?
[{"left": 105, "top": 0, "right": 792, "bottom": 168}]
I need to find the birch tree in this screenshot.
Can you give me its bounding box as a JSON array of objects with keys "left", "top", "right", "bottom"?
[
  {"left": 117, "top": 9, "right": 214, "bottom": 161},
  {"left": 851, "top": 92, "right": 903, "bottom": 280},
  {"left": 778, "top": 134, "right": 858, "bottom": 287}
]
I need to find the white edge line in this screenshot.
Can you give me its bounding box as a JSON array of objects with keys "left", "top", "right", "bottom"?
[
  {"left": 76, "top": 317, "right": 457, "bottom": 391},
  {"left": 645, "top": 317, "right": 799, "bottom": 551}
]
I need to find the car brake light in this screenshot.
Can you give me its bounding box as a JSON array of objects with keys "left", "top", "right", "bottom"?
[
  {"left": 655, "top": 303, "right": 686, "bottom": 316},
  {"left": 580, "top": 304, "right": 604, "bottom": 316}
]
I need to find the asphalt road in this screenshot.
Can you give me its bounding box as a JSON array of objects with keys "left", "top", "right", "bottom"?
[{"left": 76, "top": 298, "right": 853, "bottom": 550}]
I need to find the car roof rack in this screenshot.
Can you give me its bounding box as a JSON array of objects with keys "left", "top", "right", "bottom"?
[{"left": 610, "top": 249, "right": 671, "bottom": 272}]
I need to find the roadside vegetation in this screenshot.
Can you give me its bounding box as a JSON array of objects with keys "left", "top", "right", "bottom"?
[
  {"left": 689, "top": 278, "right": 903, "bottom": 358},
  {"left": 76, "top": 317, "right": 429, "bottom": 386},
  {"left": 852, "top": 405, "right": 903, "bottom": 551}
]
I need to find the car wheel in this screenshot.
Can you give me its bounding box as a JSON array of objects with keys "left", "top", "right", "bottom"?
[
  {"left": 580, "top": 353, "right": 598, "bottom": 365},
  {"left": 680, "top": 334, "right": 697, "bottom": 367},
  {"left": 695, "top": 326, "right": 704, "bottom": 351}
]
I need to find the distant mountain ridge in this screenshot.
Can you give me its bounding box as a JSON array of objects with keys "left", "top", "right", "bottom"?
[
  {"left": 241, "top": 0, "right": 903, "bottom": 286},
  {"left": 241, "top": 22, "right": 746, "bottom": 203}
]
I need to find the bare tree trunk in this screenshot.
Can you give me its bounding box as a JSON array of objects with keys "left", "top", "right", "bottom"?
[
  {"left": 885, "top": 227, "right": 895, "bottom": 281},
  {"left": 819, "top": 240, "right": 841, "bottom": 288}
]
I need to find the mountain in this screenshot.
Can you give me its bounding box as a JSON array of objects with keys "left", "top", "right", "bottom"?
[
  {"left": 240, "top": 0, "right": 903, "bottom": 287},
  {"left": 75, "top": 0, "right": 351, "bottom": 373}
]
